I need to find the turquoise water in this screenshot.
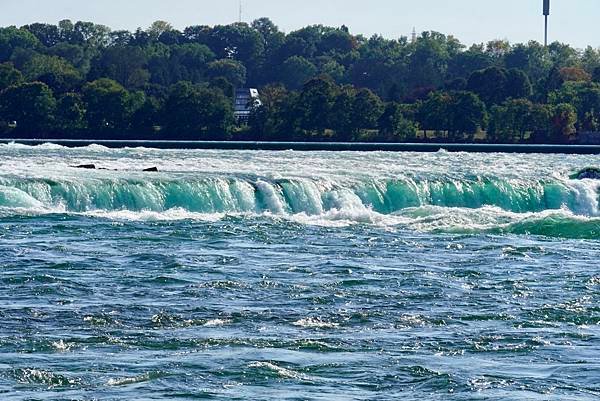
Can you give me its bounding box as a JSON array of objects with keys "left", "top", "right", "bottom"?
[{"left": 0, "top": 144, "right": 599, "bottom": 400}]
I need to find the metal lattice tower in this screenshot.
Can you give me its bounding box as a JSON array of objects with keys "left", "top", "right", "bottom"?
[{"left": 543, "top": 0, "right": 550, "bottom": 46}]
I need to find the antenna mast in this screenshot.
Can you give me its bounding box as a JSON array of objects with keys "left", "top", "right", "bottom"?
[
  {"left": 543, "top": 0, "right": 550, "bottom": 46},
  {"left": 239, "top": 0, "right": 243, "bottom": 23}
]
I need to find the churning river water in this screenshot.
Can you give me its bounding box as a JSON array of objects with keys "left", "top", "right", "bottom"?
[{"left": 0, "top": 143, "right": 599, "bottom": 400}]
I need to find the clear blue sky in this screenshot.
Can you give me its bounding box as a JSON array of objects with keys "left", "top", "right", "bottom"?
[{"left": 1, "top": 0, "right": 598, "bottom": 48}]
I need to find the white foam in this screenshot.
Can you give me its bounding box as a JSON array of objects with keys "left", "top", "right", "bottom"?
[
  {"left": 81, "top": 208, "right": 227, "bottom": 222},
  {"left": 292, "top": 317, "right": 340, "bottom": 329},
  {"left": 248, "top": 361, "right": 311, "bottom": 381},
  {"left": 203, "top": 318, "right": 232, "bottom": 327}
]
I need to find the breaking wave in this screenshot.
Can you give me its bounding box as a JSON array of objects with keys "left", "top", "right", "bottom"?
[{"left": 0, "top": 172, "right": 599, "bottom": 238}]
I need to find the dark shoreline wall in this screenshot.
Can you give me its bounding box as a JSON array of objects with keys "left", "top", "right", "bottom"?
[{"left": 3, "top": 139, "right": 600, "bottom": 154}]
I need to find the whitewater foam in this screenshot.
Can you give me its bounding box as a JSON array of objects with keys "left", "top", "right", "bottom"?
[{"left": 1, "top": 145, "right": 599, "bottom": 237}]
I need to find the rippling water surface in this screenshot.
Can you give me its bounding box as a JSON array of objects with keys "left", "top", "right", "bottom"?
[{"left": 1, "top": 143, "right": 599, "bottom": 400}]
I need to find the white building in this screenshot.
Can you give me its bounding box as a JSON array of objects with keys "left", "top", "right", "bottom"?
[{"left": 234, "top": 88, "right": 261, "bottom": 123}]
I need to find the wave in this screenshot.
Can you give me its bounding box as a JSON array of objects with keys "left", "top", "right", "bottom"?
[
  {"left": 0, "top": 174, "right": 599, "bottom": 238},
  {"left": 0, "top": 175, "right": 597, "bottom": 214}
]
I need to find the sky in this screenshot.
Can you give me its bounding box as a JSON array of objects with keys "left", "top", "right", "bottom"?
[{"left": 0, "top": 0, "right": 598, "bottom": 49}]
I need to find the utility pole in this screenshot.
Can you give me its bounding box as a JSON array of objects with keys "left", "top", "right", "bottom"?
[
  {"left": 543, "top": 0, "right": 550, "bottom": 46},
  {"left": 239, "top": 0, "right": 243, "bottom": 23}
]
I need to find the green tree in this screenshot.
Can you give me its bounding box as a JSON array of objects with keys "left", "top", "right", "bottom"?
[
  {"left": 0, "top": 82, "right": 56, "bottom": 135},
  {"left": 593, "top": 67, "right": 600, "bottom": 83},
  {"left": 488, "top": 98, "right": 534, "bottom": 142},
  {"left": 447, "top": 91, "right": 487, "bottom": 141},
  {"left": 551, "top": 103, "right": 577, "bottom": 142},
  {"left": 248, "top": 84, "right": 300, "bottom": 141},
  {"left": 418, "top": 91, "right": 451, "bottom": 136},
  {"left": 162, "top": 82, "right": 234, "bottom": 139},
  {"left": 208, "top": 23, "right": 264, "bottom": 80},
  {"left": 409, "top": 31, "right": 462, "bottom": 89},
  {"left": 319, "top": 59, "right": 346, "bottom": 83},
  {"left": 280, "top": 56, "right": 317, "bottom": 89},
  {"left": 23, "top": 54, "right": 82, "bottom": 93},
  {"left": 467, "top": 67, "right": 507, "bottom": 106},
  {"left": 22, "top": 23, "right": 61, "bottom": 47},
  {"left": 90, "top": 46, "right": 149, "bottom": 89},
  {"left": 529, "top": 103, "right": 553, "bottom": 142},
  {"left": 377, "top": 102, "right": 418, "bottom": 142},
  {"left": 298, "top": 76, "right": 337, "bottom": 135},
  {"left": 504, "top": 42, "right": 551, "bottom": 84},
  {"left": 0, "top": 62, "right": 23, "bottom": 91},
  {"left": 505, "top": 68, "right": 532, "bottom": 99},
  {"left": 47, "top": 43, "right": 92, "bottom": 74},
  {"left": 319, "top": 28, "right": 355, "bottom": 54},
  {"left": 82, "top": 78, "right": 132, "bottom": 131},
  {"left": 131, "top": 96, "right": 161, "bottom": 136},
  {"left": 351, "top": 88, "right": 384, "bottom": 133},
  {"left": 0, "top": 26, "right": 40, "bottom": 62},
  {"left": 447, "top": 44, "right": 492, "bottom": 80},
  {"left": 206, "top": 59, "right": 246, "bottom": 88},
  {"left": 550, "top": 82, "right": 600, "bottom": 131},
  {"left": 147, "top": 21, "right": 174, "bottom": 40},
  {"left": 330, "top": 86, "right": 356, "bottom": 140},
  {"left": 55, "top": 92, "right": 86, "bottom": 132}
]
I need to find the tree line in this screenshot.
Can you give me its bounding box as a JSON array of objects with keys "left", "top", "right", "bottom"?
[{"left": 0, "top": 18, "right": 599, "bottom": 142}]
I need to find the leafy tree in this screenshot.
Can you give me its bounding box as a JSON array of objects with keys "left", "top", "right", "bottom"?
[
  {"left": 319, "top": 59, "right": 346, "bottom": 83},
  {"left": 208, "top": 23, "right": 265, "bottom": 72},
  {"left": 529, "top": 103, "right": 553, "bottom": 142},
  {"left": 330, "top": 86, "right": 356, "bottom": 140},
  {"left": 547, "top": 42, "right": 579, "bottom": 69},
  {"left": 162, "top": 82, "right": 234, "bottom": 139},
  {"left": 147, "top": 21, "right": 174, "bottom": 40},
  {"left": 581, "top": 47, "right": 600, "bottom": 74},
  {"left": 23, "top": 54, "right": 82, "bottom": 93},
  {"left": 47, "top": 42, "right": 92, "bottom": 74},
  {"left": 551, "top": 103, "right": 577, "bottom": 142},
  {"left": 72, "top": 21, "right": 111, "bottom": 47},
  {"left": 55, "top": 92, "right": 86, "bottom": 132},
  {"left": 593, "top": 67, "right": 600, "bottom": 84},
  {"left": 377, "top": 102, "right": 418, "bottom": 141},
  {"left": 0, "top": 26, "right": 40, "bottom": 62},
  {"left": 251, "top": 18, "right": 285, "bottom": 83},
  {"left": 505, "top": 68, "right": 532, "bottom": 99},
  {"left": 0, "top": 62, "right": 23, "bottom": 91},
  {"left": 130, "top": 96, "right": 161, "bottom": 135},
  {"left": 351, "top": 88, "right": 384, "bottom": 133},
  {"left": 319, "top": 29, "right": 355, "bottom": 54},
  {"left": 467, "top": 67, "right": 507, "bottom": 106},
  {"left": 90, "top": 46, "right": 149, "bottom": 89},
  {"left": 447, "top": 44, "right": 492, "bottom": 80},
  {"left": 549, "top": 82, "right": 600, "bottom": 131},
  {"left": 0, "top": 82, "right": 56, "bottom": 135},
  {"left": 409, "top": 31, "right": 462, "bottom": 89},
  {"left": 206, "top": 59, "right": 246, "bottom": 88},
  {"left": 280, "top": 56, "right": 317, "bottom": 89},
  {"left": 298, "top": 76, "right": 337, "bottom": 135},
  {"left": 485, "top": 39, "right": 511, "bottom": 61},
  {"left": 446, "top": 91, "right": 487, "bottom": 141},
  {"left": 209, "top": 76, "right": 234, "bottom": 99},
  {"left": 489, "top": 98, "right": 534, "bottom": 142},
  {"left": 82, "top": 78, "right": 132, "bottom": 131},
  {"left": 504, "top": 41, "right": 551, "bottom": 83},
  {"left": 22, "top": 23, "right": 61, "bottom": 47},
  {"left": 418, "top": 91, "right": 451, "bottom": 135},
  {"left": 248, "top": 84, "right": 301, "bottom": 141}
]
